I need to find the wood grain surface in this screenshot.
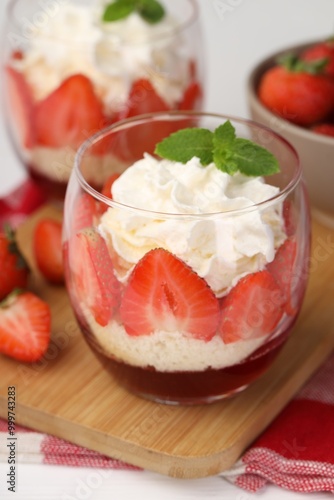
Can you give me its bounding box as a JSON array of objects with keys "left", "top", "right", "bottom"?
[{"left": 0, "top": 205, "right": 333, "bottom": 478}]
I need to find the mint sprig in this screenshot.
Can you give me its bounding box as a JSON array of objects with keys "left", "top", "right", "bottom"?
[
  {"left": 103, "top": 0, "right": 165, "bottom": 24},
  {"left": 154, "top": 120, "right": 280, "bottom": 177}
]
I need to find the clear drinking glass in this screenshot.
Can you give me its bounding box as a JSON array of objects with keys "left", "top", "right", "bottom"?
[
  {"left": 63, "top": 111, "right": 311, "bottom": 405},
  {"left": 2, "top": 0, "right": 204, "bottom": 201}
]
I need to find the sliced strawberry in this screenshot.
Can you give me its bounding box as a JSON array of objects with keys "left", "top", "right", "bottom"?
[
  {"left": 219, "top": 270, "right": 284, "bottom": 344},
  {"left": 5, "top": 66, "right": 35, "bottom": 148},
  {"left": 120, "top": 248, "right": 220, "bottom": 340},
  {"left": 178, "top": 81, "right": 203, "bottom": 111},
  {"left": 267, "top": 238, "right": 298, "bottom": 315},
  {"left": 0, "top": 292, "right": 51, "bottom": 362},
  {"left": 114, "top": 78, "right": 172, "bottom": 160},
  {"left": 35, "top": 74, "right": 105, "bottom": 150},
  {"left": 71, "top": 229, "right": 120, "bottom": 326},
  {"left": 282, "top": 199, "right": 296, "bottom": 237},
  {"left": 96, "top": 173, "right": 121, "bottom": 215},
  {"left": 72, "top": 193, "right": 97, "bottom": 234}
]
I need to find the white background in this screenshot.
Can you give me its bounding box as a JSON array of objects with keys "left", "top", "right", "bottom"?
[{"left": 0, "top": 0, "right": 334, "bottom": 498}]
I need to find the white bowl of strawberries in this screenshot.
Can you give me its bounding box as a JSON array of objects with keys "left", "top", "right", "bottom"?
[{"left": 247, "top": 37, "right": 334, "bottom": 227}]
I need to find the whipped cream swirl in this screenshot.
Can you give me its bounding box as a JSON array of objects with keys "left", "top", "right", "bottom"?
[{"left": 99, "top": 154, "right": 286, "bottom": 296}]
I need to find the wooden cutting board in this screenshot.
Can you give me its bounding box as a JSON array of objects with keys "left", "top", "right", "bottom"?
[{"left": 0, "top": 205, "right": 334, "bottom": 479}]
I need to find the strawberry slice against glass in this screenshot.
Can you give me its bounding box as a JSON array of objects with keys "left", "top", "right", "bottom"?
[
  {"left": 5, "top": 66, "right": 36, "bottom": 148},
  {"left": 35, "top": 74, "right": 106, "bottom": 150},
  {"left": 0, "top": 292, "right": 51, "bottom": 362},
  {"left": 72, "top": 193, "right": 97, "bottom": 234},
  {"left": 96, "top": 173, "right": 121, "bottom": 215},
  {"left": 71, "top": 229, "right": 120, "bottom": 327},
  {"left": 267, "top": 238, "right": 298, "bottom": 315},
  {"left": 219, "top": 270, "right": 284, "bottom": 344},
  {"left": 120, "top": 248, "right": 220, "bottom": 340}
]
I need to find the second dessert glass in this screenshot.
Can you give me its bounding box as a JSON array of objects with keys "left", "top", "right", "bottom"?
[
  {"left": 2, "top": 0, "right": 203, "bottom": 201},
  {"left": 63, "top": 111, "right": 311, "bottom": 405}
]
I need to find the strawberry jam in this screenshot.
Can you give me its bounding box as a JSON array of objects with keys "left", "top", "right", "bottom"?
[{"left": 81, "top": 323, "right": 292, "bottom": 405}]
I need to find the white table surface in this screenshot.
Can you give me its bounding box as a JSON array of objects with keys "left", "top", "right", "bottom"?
[{"left": 0, "top": 0, "right": 333, "bottom": 498}]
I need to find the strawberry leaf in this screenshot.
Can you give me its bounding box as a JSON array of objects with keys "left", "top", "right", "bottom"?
[{"left": 277, "top": 52, "right": 329, "bottom": 74}]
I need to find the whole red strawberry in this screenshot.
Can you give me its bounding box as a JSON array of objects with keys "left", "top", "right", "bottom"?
[
  {"left": 311, "top": 122, "right": 334, "bottom": 137},
  {"left": 0, "top": 226, "right": 29, "bottom": 300},
  {"left": 301, "top": 39, "right": 334, "bottom": 77},
  {"left": 258, "top": 54, "right": 334, "bottom": 126},
  {"left": 34, "top": 218, "right": 64, "bottom": 285}
]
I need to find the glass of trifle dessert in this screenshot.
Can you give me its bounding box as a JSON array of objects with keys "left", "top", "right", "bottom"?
[
  {"left": 63, "top": 111, "right": 311, "bottom": 405},
  {"left": 3, "top": 0, "right": 203, "bottom": 201}
]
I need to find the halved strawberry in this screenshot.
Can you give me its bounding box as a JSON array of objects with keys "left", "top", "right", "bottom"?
[
  {"left": 267, "top": 238, "right": 298, "bottom": 315},
  {"left": 219, "top": 270, "right": 284, "bottom": 344},
  {"left": 5, "top": 66, "right": 35, "bottom": 148},
  {"left": 120, "top": 248, "right": 220, "bottom": 340},
  {"left": 0, "top": 292, "right": 51, "bottom": 362},
  {"left": 35, "top": 74, "right": 105, "bottom": 149},
  {"left": 71, "top": 229, "right": 120, "bottom": 327}
]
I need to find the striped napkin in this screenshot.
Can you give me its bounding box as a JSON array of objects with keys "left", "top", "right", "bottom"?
[{"left": 1, "top": 179, "right": 334, "bottom": 493}]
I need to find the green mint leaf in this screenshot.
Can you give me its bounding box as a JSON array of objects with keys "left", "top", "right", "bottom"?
[
  {"left": 137, "top": 0, "right": 165, "bottom": 24},
  {"left": 213, "top": 149, "right": 239, "bottom": 175},
  {"left": 213, "top": 121, "right": 236, "bottom": 147},
  {"left": 103, "top": 0, "right": 136, "bottom": 22},
  {"left": 155, "top": 121, "right": 280, "bottom": 177},
  {"left": 154, "top": 128, "right": 214, "bottom": 165},
  {"left": 212, "top": 121, "right": 238, "bottom": 173},
  {"left": 224, "top": 138, "right": 280, "bottom": 177}
]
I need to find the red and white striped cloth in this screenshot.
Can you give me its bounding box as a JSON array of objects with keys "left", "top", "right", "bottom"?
[
  {"left": 0, "top": 352, "right": 334, "bottom": 493},
  {"left": 1, "top": 180, "right": 334, "bottom": 493}
]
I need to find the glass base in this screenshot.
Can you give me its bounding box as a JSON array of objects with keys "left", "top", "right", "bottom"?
[{"left": 80, "top": 322, "right": 289, "bottom": 405}]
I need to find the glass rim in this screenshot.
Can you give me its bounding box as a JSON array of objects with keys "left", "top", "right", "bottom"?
[
  {"left": 73, "top": 110, "right": 302, "bottom": 220},
  {"left": 6, "top": 0, "right": 199, "bottom": 46}
]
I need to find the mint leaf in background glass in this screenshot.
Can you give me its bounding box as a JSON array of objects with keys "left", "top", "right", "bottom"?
[
  {"left": 103, "top": 0, "right": 136, "bottom": 22},
  {"left": 137, "top": 0, "right": 165, "bottom": 24},
  {"left": 155, "top": 128, "right": 214, "bottom": 165},
  {"left": 103, "top": 0, "right": 165, "bottom": 23}
]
